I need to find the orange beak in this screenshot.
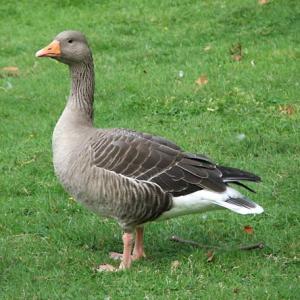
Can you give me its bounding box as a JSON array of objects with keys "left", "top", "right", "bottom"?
[{"left": 35, "top": 40, "right": 61, "bottom": 58}]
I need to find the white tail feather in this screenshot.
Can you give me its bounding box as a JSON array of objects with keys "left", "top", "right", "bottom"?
[{"left": 159, "top": 187, "right": 264, "bottom": 220}]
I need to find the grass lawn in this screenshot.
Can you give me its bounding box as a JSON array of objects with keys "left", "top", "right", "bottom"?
[{"left": 0, "top": 0, "right": 299, "bottom": 298}]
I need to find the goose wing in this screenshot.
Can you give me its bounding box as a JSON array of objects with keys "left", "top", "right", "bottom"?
[{"left": 90, "top": 129, "right": 225, "bottom": 196}]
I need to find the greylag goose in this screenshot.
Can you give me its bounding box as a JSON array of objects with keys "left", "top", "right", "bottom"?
[{"left": 36, "top": 31, "right": 264, "bottom": 271}]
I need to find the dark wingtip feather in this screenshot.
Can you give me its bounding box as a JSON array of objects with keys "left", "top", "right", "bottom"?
[
  {"left": 218, "top": 165, "right": 261, "bottom": 183},
  {"left": 229, "top": 181, "right": 257, "bottom": 193}
]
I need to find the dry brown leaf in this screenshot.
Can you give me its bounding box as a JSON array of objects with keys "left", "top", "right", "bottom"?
[
  {"left": 206, "top": 250, "right": 215, "bottom": 262},
  {"left": 230, "top": 43, "right": 242, "bottom": 61},
  {"left": 244, "top": 225, "right": 254, "bottom": 234},
  {"left": 258, "top": 0, "right": 269, "bottom": 5},
  {"left": 195, "top": 75, "right": 208, "bottom": 86},
  {"left": 1, "top": 66, "right": 19, "bottom": 77},
  {"left": 279, "top": 104, "right": 296, "bottom": 116},
  {"left": 171, "top": 260, "right": 180, "bottom": 271},
  {"left": 232, "top": 54, "right": 242, "bottom": 61}
]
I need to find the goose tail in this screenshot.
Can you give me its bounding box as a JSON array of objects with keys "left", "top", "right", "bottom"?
[
  {"left": 160, "top": 186, "right": 264, "bottom": 220},
  {"left": 214, "top": 188, "right": 264, "bottom": 215}
]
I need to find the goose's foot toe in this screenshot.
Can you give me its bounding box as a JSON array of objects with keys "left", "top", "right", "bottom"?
[
  {"left": 95, "top": 264, "right": 117, "bottom": 272},
  {"left": 109, "top": 251, "right": 144, "bottom": 261},
  {"left": 109, "top": 252, "right": 124, "bottom": 260},
  {"left": 118, "top": 260, "right": 131, "bottom": 270}
]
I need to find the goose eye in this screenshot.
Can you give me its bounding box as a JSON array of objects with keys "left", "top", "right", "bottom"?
[{"left": 68, "top": 39, "right": 73, "bottom": 44}]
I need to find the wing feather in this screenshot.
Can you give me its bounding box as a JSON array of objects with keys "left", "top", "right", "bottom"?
[{"left": 90, "top": 129, "right": 226, "bottom": 196}]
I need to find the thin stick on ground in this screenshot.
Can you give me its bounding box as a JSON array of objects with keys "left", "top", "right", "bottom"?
[{"left": 169, "top": 235, "right": 265, "bottom": 251}]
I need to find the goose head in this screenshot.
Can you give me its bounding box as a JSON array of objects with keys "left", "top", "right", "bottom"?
[{"left": 35, "top": 30, "right": 92, "bottom": 65}]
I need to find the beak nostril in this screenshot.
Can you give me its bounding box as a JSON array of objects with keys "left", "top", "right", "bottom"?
[{"left": 36, "top": 40, "right": 60, "bottom": 58}]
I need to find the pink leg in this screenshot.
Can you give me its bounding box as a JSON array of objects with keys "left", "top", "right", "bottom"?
[
  {"left": 110, "top": 227, "right": 146, "bottom": 261},
  {"left": 133, "top": 227, "right": 146, "bottom": 260},
  {"left": 97, "top": 232, "right": 133, "bottom": 272},
  {"left": 119, "top": 232, "right": 133, "bottom": 269}
]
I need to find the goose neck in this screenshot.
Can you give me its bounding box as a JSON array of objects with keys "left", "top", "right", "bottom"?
[{"left": 68, "top": 58, "right": 95, "bottom": 123}]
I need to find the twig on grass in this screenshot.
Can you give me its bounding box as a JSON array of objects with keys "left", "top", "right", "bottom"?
[
  {"left": 170, "top": 235, "right": 219, "bottom": 250},
  {"left": 169, "top": 235, "right": 265, "bottom": 251},
  {"left": 239, "top": 242, "right": 264, "bottom": 250}
]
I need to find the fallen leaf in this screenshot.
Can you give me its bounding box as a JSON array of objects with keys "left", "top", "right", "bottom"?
[
  {"left": 2, "top": 66, "right": 18, "bottom": 72},
  {"left": 206, "top": 250, "right": 214, "bottom": 262},
  {"left": 279, "top": 104, "right": 296, "bottom": 116},
  {"left": 1, "top": 66, "right": 19, "bottom": 77},
  {"left": 171, "top": 260, "right": 180, "bottom": 271},
  {"left": 230, "top": 43, "right": 242, "bottom": 61},
  {"left": 244, "top": 225, "right": 254, "bottom": 234},
  {"left": 258, "top": 0, "right": 269, "bottom": 5},
  {"left": 232, "top": 54, "right": 242, "bottom": 61},
  {"left": 195, "top": 75, "right": 208, "bottom": 86}
]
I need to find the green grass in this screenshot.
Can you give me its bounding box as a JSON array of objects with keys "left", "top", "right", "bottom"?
[{"left": 0, "top": 0, "right": 299, "bottom": 298}]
